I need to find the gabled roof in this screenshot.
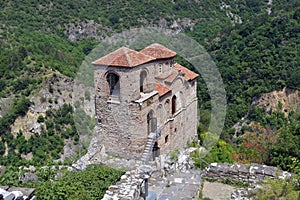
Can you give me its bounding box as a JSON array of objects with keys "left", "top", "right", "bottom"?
[
  {"left": 163, "top": 70, "right": 178, "bottom": 84},
  {"left": 155, "top": 83, "right": 171, "bottom": 97},
  {"left": 140, "top": 43, "right": 177, "bottom": 59},
  {"left": 156, "top": 63, "right": 199, "bottom": 84},
  {"left": 174, "top": 63, "right": 199, "bottom": 81},
  {"left": 92, "top": 47, "right": 155, "bottom": 67}
]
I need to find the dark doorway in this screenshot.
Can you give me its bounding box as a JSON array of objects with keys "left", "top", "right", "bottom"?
[{"left": 152, "top": 142, "right": 160, "bottom": 160}]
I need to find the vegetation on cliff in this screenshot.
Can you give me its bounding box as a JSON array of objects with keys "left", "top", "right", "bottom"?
[
  {"left": 0, "top": 0, "right": 300, "bottom": 198},
  {"left": 0, "top": 164, "right": 124, "bottom": 199}
]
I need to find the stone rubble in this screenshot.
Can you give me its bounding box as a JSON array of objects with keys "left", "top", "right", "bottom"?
[
  {"left": 0, "top": 186, "right": 35, "bottom": 200},
  {"left": 101, "top": 147, "right": 199, "bottom": 200},
  {"left": 231, "top": 188, "right": 253, "bottom": 200}
]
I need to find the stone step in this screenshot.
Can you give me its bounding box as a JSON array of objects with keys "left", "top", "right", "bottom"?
[{"left": 141, "top": 153, "right": 148, "bottom": 158}]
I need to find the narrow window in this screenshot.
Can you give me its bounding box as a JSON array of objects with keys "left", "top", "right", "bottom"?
[
  {"left": 165, "top": 99, "right": 170, "bottom": 116},
  {"left": 147, "top": 110, "right": 154, "bottom": 135},
  {"left": 165, "top": 135, "right": 169, "bottom": 143},
  {"left": 171, "top": 95, "right": 176, "bottom": 114},
  {"left": 140, "top": 70, "right": 147, "bottom": 92}
]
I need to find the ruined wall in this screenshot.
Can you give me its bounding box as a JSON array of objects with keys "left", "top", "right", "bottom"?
[
  {"left": 102, "top": 168, "right": 144, "bottom": 200},
  {"left": 204, "top": 162, "right": 292, "bottom": 185},
  {"left": 102, "top": 148, "right": 197, "bottom": 200}
]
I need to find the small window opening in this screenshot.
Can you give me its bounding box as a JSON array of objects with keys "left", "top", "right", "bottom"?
[
  {"left": 165, "top": 135, "right": 169, "bottom": 143},
  {"left": 159, "top": 64, "right": 162, "bottom": 73},
  {"left": 106, "top": 73, "right": 120, "bottom": 96},
  {"left": 170, "top": 60, "right": 174, "bottom": 67},
  {"left": 171, "top": 95, "right": 176, "bottom": 114},
  {"left": 140, "top": 70, "right": 147, "bottom": 92}
]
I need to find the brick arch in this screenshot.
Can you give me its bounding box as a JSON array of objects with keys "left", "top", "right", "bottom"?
[
  {"left": 103, "top": 70, "right": 121, "bottom": 78},
  {"left": 171, "top": 76, "right": 185, "bottom": 85}
]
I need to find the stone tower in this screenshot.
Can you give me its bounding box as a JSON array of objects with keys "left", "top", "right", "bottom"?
[{"left": 92, "top": 43, "right": 198, "bottom": 161}]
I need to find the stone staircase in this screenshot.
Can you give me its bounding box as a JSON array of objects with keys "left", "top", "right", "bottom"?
[
  {"left": 141, "top": 128, "right": 162, "bottom": 164},
  {"left": 141, "top": 133, "right": 156, "bottom": 164}
]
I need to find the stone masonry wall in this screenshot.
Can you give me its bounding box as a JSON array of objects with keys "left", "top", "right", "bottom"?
[
  {"left": 101, "top": 148, "right": 197, "bottom": 200},
  {"left": 94, "top": 63, "right": 161, "bottom": 159},
  {"left": 93, "top": 55, "right": 198, "bottom": 160},
  {"left": 101, "top": 158, "right": 293, "bottom": 200},
  {"left": 204, "top": 162, "right": 292, "bottom": 186},
  {"left": 102, "top": 168, "right": 145, "bottom": 200}
]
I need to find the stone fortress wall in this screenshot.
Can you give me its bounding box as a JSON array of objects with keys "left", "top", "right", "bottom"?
[
  {"left": 204, "top": 162, "right": 292, "bottom": 186},
  {"left": 101, "top": 157, "right": 293, "bottom": 200}
]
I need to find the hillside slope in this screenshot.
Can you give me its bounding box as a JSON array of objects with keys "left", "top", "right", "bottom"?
[{"left": 0, "top": 0, "right": 299, "bottom": 166}]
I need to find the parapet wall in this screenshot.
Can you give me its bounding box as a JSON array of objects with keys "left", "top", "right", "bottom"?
[
  {"left": 101, "top": 148, "right": 196, "bottom": 200},
  {"left": 102, "top": 168, "right": 145, "bottom": 200},
  {"left": 204, "top": 162, "right": 292, "bottom": 186}
]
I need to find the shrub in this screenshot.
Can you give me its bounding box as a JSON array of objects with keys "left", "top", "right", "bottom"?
[{"left": 37, "top": 115, "right": 44, "bottom": 123}]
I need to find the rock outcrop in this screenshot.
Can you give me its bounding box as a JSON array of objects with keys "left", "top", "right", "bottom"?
[{"left": 252, "top": 87, "right": 300, "bottom": 115}]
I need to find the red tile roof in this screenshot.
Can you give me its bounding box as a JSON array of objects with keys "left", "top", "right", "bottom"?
[
  {"left": 140, "top": 43, "right": 176, "bottom": 59},
  {"left": 174, "top": 63, "right": 199, "bottom": 81},
  {"left": 92, "top": 47, "right": 155, "bottom": 67},
  {"left": 156, "top": 63, "right": 198, "bottom": 83},
  {"left": 155, "top": 83, "right": 171, "bottom": 97},
  {"left": 164, "top": 70, "right": 178, "bottom": 83}
]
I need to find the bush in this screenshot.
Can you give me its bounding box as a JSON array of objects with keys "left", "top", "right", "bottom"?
[{"left": 37, "top": 115, "right": 44, "bottom": 123}]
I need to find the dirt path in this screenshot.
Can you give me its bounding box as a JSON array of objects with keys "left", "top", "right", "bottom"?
[{"left": 202, "top": 181, "right": 236, "bottom": 200}]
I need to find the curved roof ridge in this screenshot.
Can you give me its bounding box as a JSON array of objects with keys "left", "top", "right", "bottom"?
[
  {"left": 92, "top": 46, "right": 155, "bottom": 67},
  {"left": 140, "top": 43, "right": 176, "bottom": 59}
]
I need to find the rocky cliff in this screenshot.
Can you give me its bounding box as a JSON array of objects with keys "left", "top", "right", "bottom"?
[{"left": 252, "top": 87, "right": 300, "bottom": 115}]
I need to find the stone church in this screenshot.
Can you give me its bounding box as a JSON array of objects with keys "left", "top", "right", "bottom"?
[{"left": 92, "top": 43, "right": 198, "bottom": 162}]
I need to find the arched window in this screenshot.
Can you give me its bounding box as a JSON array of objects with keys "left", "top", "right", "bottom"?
[
  {"left": 140, "top": 70, "right": 147, "bottom": 92},
  {"left": 106, "top": 72, "right": 120, "bottom": 96},
  {"left": 171, "top": 95, "right": 176, "bottom": 114},
  {"left": 147, "top": 110, "right": 156, "bottom": 135}
]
